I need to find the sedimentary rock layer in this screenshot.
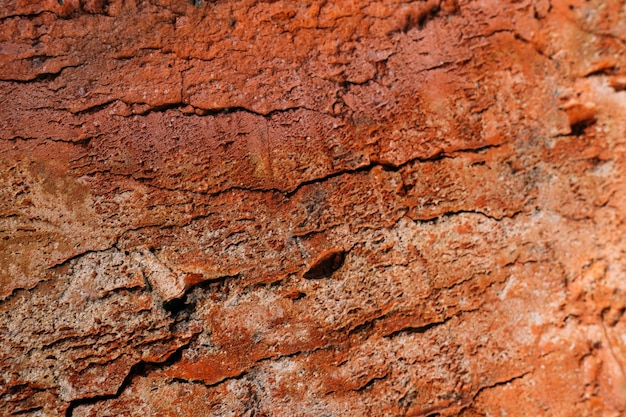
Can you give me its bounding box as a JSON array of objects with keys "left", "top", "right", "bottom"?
[{"left": 2, "top": 0, "right": 626, "bottom": 415}]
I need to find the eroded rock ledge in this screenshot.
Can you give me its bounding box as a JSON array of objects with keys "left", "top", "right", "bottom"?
[{"left": 2, "top": 0, "right": 626, "bottom": 415}]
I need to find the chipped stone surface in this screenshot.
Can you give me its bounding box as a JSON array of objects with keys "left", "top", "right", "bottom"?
[{"left": 2, "top": 0, "right": 626, "bottom": 415}]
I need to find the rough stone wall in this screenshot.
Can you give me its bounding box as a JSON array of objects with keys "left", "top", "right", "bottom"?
[{"left": 2, "top": 0, "right": 626, "bottom": 415}]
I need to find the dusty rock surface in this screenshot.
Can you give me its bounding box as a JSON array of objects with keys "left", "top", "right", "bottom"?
[{"left": 2, "top": 0, "right": 626, "bottom": 415}]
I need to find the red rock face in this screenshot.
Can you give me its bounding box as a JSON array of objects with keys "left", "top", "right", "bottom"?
[{"left": 2, "top": 0, "right": 626, "bottom": 415}]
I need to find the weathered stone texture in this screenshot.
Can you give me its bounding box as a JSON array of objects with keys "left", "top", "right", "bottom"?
[{"left": 2, "top": 0, "right": 626, "bottom": 415}]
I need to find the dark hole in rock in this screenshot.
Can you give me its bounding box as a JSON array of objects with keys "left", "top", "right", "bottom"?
[
  {"left": 163, "top": 297, "right": 188, "bottom": 316},
  {"left": 304, "top": 250, "right": 346, "bottom": 279}
]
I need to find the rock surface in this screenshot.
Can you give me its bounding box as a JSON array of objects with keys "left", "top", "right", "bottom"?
[{"left": 2, "top": 0, "right": 626, "bottom": 415}]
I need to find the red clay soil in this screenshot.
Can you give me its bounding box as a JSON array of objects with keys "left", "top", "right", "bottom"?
[{"left": 2, "top": 0, "right": 626, "bottom": 415}]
